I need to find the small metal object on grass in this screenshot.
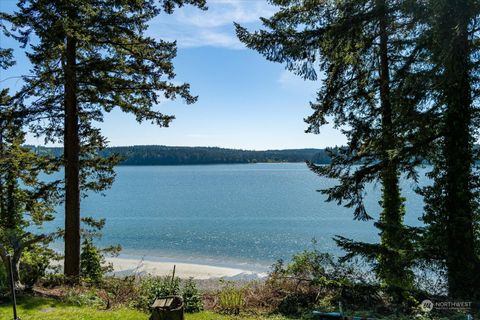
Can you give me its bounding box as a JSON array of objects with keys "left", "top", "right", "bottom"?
[
  {"left": 312, "top": 311, "right": 344, "bottom": 319},
  {"left": 7, "top": 255, "right": 20, "bottom": 320},
  {"left": 312, "top": 310, "right": 376, "bottom": 320}
]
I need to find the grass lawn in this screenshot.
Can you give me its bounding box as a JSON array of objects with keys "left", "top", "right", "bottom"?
[{"left": 0, "top": 296, "right": 291, "bottom": 320}]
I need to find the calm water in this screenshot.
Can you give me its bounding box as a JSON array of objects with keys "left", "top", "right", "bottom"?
[{"left": 45, "top": 163, "right": 426, "bottom": 271}]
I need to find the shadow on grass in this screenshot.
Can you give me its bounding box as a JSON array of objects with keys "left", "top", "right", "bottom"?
[{"left": 1, "top": 295, "right": 60, "bottom": 310}]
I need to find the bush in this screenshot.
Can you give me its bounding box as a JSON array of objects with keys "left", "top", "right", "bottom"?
[
  {"left": 182, "top": 278, "right": 203, "bottom": 313},
  {"left": 97, "top": 276, "right": 138, "bottom": 309},
  {"left": 80, "top": 217, "right": 121, "bottom": 284},
  {"left": 63, "top": 288, "right": 103, "bottom": 307},
  {"left": 268, "top": 247, "right": 381, "bottom": 316},
  {"left": 136, "top": 275, "right": 180, "bottom": 311},
  {"left": 20, "top": 244, "right": 57, "bottom": 288},
  {"left": 277, "top": 292, "right": 314, "bottom": 316},
  {"left": 217, "top": 282, "right": 245, "bottom": 315},
  {"left": 81, "top": 239, "right": 103, "bottom": 284},
  {"left": 0, "top": 262, "right": 8, "bottom": 292},
  {"left": 40, "top": 273, "right": 67, "bottom": 288}
]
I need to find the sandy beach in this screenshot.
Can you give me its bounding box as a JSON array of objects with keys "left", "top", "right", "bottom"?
[{"left": 107, "top": 257, "right": 267, "bottom": 280}]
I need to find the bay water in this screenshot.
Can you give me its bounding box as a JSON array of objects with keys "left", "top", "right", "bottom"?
[{"left": 45, "top": 163, "right": 427, "bottom": 272}]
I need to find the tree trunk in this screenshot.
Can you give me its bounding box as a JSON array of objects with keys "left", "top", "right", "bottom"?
[
  {"left": 0, "top": 252, "right": 22, "bottom": 290},
  {"left": 440, "top": 0, "right": 480, "bottom": 298},
  {"left": 376, "top": 0, "right": 412, "bottom": 294},
  {"left": 11, "top": 249, "right": 23, "bottom": 290},
  {"left": 63, "top": 34, "right": 81, "bottom": 282}
]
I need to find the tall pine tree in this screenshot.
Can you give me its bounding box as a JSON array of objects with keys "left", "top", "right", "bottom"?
[
  {"left": 4, "top": 0, "right": 206, "bottom": 281},
  {"left": 236, "top": 0, "right": 422, "bottom": 297},
  {"left": 0, "top": 48, "right": 60, "bottom": 287},
  {"left": 414, "top": 0, "right": 480, "bottom": 299}
]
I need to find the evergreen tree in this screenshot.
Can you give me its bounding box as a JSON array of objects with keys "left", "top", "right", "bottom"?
[
  {"left": 236, "top": 0, "right": 421, "bottom": 297},
  {"left": 80, "top": 216, "right": 121, "bottom": 284},
  {"left": 0, "top": 48, "right": 60, "bottom": 287},
  {"left": 3, "top": 0, "right": 206, "bottom": 281},
  {"left": 414, "top": 0, "right": 480, "bottom": 299}
]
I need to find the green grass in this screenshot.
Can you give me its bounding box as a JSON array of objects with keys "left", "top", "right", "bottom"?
[{"left": 0, "top": 296, "right": 291, "bottom": 320}]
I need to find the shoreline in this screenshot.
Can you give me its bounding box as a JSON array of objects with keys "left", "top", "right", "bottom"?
[
  {"left": 106, "top": 256, "right": 269, "bottom": 280},
  {"left": 113, "top": 161, "right": 310, "bottom": 167}
]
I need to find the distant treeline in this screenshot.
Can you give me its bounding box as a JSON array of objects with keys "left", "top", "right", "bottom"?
[{"left": 28, "top": 145, "right": 333, "bottom": 165}]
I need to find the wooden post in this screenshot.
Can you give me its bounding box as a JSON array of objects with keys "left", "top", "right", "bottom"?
[{"left": 171, "top": 265, "right": 176, "bottom": 287}]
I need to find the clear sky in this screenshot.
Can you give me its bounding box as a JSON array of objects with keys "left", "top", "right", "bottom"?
[{"left": 1, "top": 0, "right": 346, "bottom": 150}]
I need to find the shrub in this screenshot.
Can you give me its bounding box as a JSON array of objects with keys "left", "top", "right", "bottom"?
[
  {"left": 40, "top": 273, "right": 67, "bottom": 288},
  {"left": 268, "top": 246, "right": 381, "bottom": 316},
  {"left": 277, "top": 292, "right": 314, "bottom": 316},
  {"left": 182, "top": 278, "right": 203, "bottom": 313},
  {"left": 81, "top": 239, "right": 103, "bottom": 284},
  {"left": 0, "top": 262, "right": 8, "bottom": 292},
  {"left": 217, "top": 282, "right": 245, "bottom": 315},
  {"left": 236, "top": 280, "right": 283, "bottom": 313},
  {"left": 136, "top": 275, "right": 181, "bottom": 311},
  {"left": 63, "top": 288, "right": 103, "bottom": 307},
  {"left": 79, "top": 217, "right": 121, "bottom": 284},
  {"left": 97, "top": 276, "right": 138, "bottom": 309},
  {"left": 20, "top": 244, "right": 57, "bottom": 288}
]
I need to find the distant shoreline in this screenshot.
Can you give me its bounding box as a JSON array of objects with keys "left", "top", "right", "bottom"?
[
  {"left": 113, "top": 161, "right": 309, "bottom": 166},
  {"left": 28, "top": 145, "right": 333, "bottom": 166}
]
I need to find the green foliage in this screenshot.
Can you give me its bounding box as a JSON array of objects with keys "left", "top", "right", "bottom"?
[
  {"left": 3, "top": 0, "right": 207, "bottom": 279},
  {"left": 0, "top": 296, "right": 293, "bottom": 320},
  {"left": 136, "top": 275, "right": 181, "bottom": 311},
  {"left": 97, "top": 276, "right": 202, "bottom": 312},
  {"left": 96, "top": 276, "right": 138, "bottom": 309},
  {"left": 40, "top": 273, "right": 67, "bottom": 288},
  {"left": 63, "top": 289, "right": 103, "bottom": 307},
  {"left": 217, "top": 282, "right": 245, "bottom": 315},
  {"left": 276, "top": 293, "right": 313, "bottom": 317},
  {"left": 19, "top": 243, "right": 59, "bottom": 288},
  {"left": 34, "top": 145, "right": 333, "bottom": 166},
  {"left": 413, "top": 0, "right": 480, "bottom": 298},
  {"left": 0, "top": 48, "right": 15, "bottom": 69},
  {"left": 80, "top": 239, "right": 103, "bottom": 284},
  {"left": 3, "top": 0, "right": 208, "bottom": 194},
  {"left": 236, "top": 0, "right": 480, "bottom": 300},
  {"left": 235, "top": 0, "right": 420, "bottom": 298},
  {"left": 0, "top": 263, "right": 7, "bottom": 292},
  {"left": 269, "top": 247, "right": 382, "bottom": 316},
  {"left": 0, "top": 63, "right": 60, "bottom": 286},
  {"left": 80, "top": 217, "right": 121, "bottom": 284},
  {"left": 182, "top": 278, "right": 203, "bottom": 313}
]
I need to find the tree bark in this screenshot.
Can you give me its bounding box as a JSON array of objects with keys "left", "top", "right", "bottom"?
[{"left": 63, "top": 34, "right": 81, "bottom": 282}]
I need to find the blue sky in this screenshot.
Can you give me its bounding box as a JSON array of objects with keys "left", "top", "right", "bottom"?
[{"left": 1, "top": 0, "right": 346, "bottom": 150}]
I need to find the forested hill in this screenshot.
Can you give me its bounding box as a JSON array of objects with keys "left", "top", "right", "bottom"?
[{"left": 30, "top": 145, "right": 332, "bottom": 165}]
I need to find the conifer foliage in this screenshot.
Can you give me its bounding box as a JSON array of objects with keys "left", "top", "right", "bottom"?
[
  {"left": 236, "top": 0, "right": 419, "bottom": 298},
  {"left": 0, "top": 48, "right": 60, "bottom": 288},
  {"left": 414, "top": 0, "right": 480, "bottom": 299},
  {"left": 236, "top": 0, "right": 480, "bottom": 299},
  {"left": 3, "top": 0, "right": 206, "bottom": 281}
]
